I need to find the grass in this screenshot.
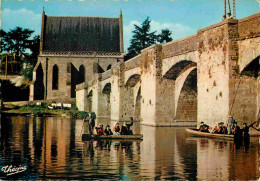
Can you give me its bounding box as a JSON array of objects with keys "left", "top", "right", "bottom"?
[{"left": 2, "top": 103, "right": 94, "bottom": 119}]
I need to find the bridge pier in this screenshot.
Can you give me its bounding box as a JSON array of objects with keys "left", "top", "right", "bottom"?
[{"left": 75, "top": 13, "right": 260, "bottom": 128}]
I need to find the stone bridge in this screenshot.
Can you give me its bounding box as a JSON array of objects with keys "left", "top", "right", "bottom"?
[{"left": 76, "top": 13, "right": 260, "bottom": 127}]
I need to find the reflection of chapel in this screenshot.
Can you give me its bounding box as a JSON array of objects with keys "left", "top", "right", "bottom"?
[{"left": 30, "top": 10, "right": 124, "bottom": 101}]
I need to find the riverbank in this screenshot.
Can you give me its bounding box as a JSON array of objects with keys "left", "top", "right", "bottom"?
[{"left": 1, "top": 104, "right": 90, "bottom": 119}]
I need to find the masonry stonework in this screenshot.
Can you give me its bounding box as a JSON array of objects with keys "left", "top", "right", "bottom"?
[{"left": 74, "top": 13, "right": 259, "bottom": 127}]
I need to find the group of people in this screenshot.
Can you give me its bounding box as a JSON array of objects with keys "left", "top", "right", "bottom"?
[
  {"left": 199, "top": 115, "right": 251, "bottom": 141},
  {"left": 112, "top": 119, "right": 134, "bottom": 135},
  {"left": 212, "top": 122, "right": 228, "bottom": 134},
  {"left": 222, "top": 12, "right": 233, "bottom": 21},
  {"left": 84, "top": 115, "right": 134, "bottom": 136}
]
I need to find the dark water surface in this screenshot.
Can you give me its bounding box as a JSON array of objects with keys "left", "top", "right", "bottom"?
[{"left": 0, "top": 115, "right": 259, "bottom": 180}]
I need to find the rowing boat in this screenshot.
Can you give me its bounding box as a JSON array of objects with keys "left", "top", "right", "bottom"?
[
  {"left": 186, "top": 128, "right": 234, "bottom": 140},
  {"left": 82, "top": 134, "right": 143, "bottom": 141}
]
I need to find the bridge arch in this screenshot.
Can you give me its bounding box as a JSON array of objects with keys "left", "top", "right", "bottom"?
[
  {"left": 134, "top": 86, "right": 141, "bottom": 118},
  {"left": 102, "top": 83, "right": 111, "bottom": 94},
  {"left": 125, "top": 74, "right": 141, "bottom": 87},
  {"left": 124, "top": 67, "right": 141, "bottom": 85},
  {"left": 238, "top": 40, "right": 260, "bottom": 73},
  {"left": 232, "top": 56, "right": 260, "bottom": 123},
  {"left": 163, "top": 60, "right": 196, "bottom": 79},
  {"left": 86, "top": 90, "right": 93, "bottom": 112},
  {"left": 162, "top": 59, "right": 198, "bottom": 122},
  {"left": 162, "top": 51, "right": 198, "bottom": 77},
  {"left": 120, "top": 73, "right": 141, "bottom": 120},
  {"left": 101, "top": 82, "right": 111, "bottom": 118},
  {"left": 175, "top": 66, "right": 197, "bottom": 121}
]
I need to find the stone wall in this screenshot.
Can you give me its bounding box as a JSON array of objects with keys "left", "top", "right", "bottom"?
[
  {"left": 197, "top": 21, "right": 230, "bottom": 127},
  {"left": 238, "top": 13, "right": 260, "bottom": 39},
  {"left": 31, "top": 55, "right": 119, "bottom": 100},
  {"left": 155, "top": 77, "right": 175, "bottom": 125},
  {"left": 74, "top": 13, "right": 259, "bottom": 127},
  {"left": 76, "top": 85, "right": 87, "bottom": 111},
  {"left": 124, "top": 54, "right": 142, "bottom": 70},
  {"left": 110, "top": 64, "right": 121, "bottom": 120},
  {"left": 229, "top": 76, "right": 258, "bottom": 124},
  {"left": 162, "top": 34, "right": 198, "bottom": 59},
  {"left": 140, "top": 46, "right": 157, "bottom": 125}
]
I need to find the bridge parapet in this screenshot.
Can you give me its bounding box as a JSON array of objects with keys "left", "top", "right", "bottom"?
[
  {"left": 162, "top": 34, "right": 198, "bottom": 59},
  {"left": 101, "top": 69, "right": 111, "bottom": 80},
  {"left": 238, "top": 13, "right": 260, "bottom": 40},
  {"left": 124, "top": 54, "right": 142, "bottom": 71}
]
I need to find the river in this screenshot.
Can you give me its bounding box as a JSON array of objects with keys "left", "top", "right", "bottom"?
[{"left": 0, "top": 115, "right": 259, "bottom": 180}]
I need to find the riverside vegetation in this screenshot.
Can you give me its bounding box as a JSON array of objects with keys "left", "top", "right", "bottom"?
[{"left": 1, "top": 103, "right": 93, "bottom": 119}]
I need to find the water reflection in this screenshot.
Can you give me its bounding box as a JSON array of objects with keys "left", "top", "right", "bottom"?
[{"left": 0, "top": 115, "right": 259, "bottom": 180}]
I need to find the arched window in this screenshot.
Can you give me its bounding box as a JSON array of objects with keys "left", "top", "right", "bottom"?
[
  {"left": 107, "top": 64, "right": 112, "bottom": 70},
  {"left": 52, "top": 65, "right": 59, "bottom": 90},
  {"left": 78, "top": 65, "right": 85, "bottom": 84}
]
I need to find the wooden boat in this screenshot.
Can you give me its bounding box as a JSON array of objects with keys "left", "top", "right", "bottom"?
[
  {"left": 186, "top": 128, "right": 234, "bottom": 140},
  {"left": 82, "top": 133, "right": 143, "bottom": 141}
]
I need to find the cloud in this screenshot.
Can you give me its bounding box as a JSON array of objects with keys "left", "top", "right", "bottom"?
[
  {"left": 150, "top": 20, "right": 195, "bottom": 40},
  {"left": 2, "top": 8, "right": 42, "bottom": 37},
  {"left": 123, "top": 20, "right": 195, "bottom": 52}
]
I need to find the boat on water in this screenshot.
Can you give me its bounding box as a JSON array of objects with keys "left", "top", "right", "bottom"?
[
  {"left": 82, "top": 134, "right": 143, "bottom": 141},
  {"left": 186, "top": 128, "right": 234, "bottom": 140}
]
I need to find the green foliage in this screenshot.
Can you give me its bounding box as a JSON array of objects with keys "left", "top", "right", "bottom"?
[
  {"left": 68, "top": 109, "right": 89, "bottom": 119},
  {"left": 1, "top": 27, "right": 40, "bottom": 81},
  {"left": 125, "top": 17, "right": 173, "bottom": 61},
  {"left": 20, "top": 59, "right": 34, "bottom": 81},
  {"left": 19, "top": 104, "right": 48, "bottom": 115},
  {"left": 158, "top": 28, "right": 173, "bottom": 43},
  {"left": 126, "top": 17, "right": 158, "bottom": 60}
]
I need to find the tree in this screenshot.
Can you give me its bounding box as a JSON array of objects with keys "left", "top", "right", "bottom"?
[
  {"left": 126, "top": 17, "right": 158, "bottom": 60},
  {"left": 158, "top": 28, "right": 173, "bottom": 44},
  {"left": 1, "top": 27, "right": 39, "bottom": 80},
  {"left": 28, "top": 35, "right": 40, "bottom": 66},
  {"left": 8, "top": 27, "right": 34, "bottom": 56}
]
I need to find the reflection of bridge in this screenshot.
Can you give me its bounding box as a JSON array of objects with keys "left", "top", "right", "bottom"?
[{"left": 76, "top": 13, "right": 260, "bottom": 127}]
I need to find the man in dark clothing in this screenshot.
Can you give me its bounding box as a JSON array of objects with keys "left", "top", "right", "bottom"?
[
  {"left": 233, "top": 122, "right": 242, "bottom": 143},
  {"left": 104, "top": 125, "right": 113, "bottom": 135},
  {"left": 199, "top": 121, "right": 209, "bottom": 133},
  {"left": 89, "top": 113, "right": 96, "bottom": 135},
  {"left": 121, "top": 117, "right": 134, "bottom": 135},
  {"left": 242, "top": 123, "right": 250, "bottom": 145}
]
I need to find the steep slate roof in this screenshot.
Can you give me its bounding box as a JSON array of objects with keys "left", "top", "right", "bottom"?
[{"left": 43, "top": 16, "right": 120, "bottom": 52}]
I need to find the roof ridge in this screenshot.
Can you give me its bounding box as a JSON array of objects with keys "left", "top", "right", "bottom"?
[{"left": 47, "top": 15, "right": 119, "bottom": 19}]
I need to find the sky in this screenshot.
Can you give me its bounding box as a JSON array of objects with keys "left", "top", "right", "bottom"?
[{"left": 1, "top": 0, "right": 259, "bottom": 52}]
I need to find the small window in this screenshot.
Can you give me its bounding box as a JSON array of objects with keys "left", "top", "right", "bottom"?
[{"left": 52, "top": 65, "right": 59, "bottom": 90}]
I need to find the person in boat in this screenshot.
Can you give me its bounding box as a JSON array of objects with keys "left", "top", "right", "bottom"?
[
  {"left": 199, "top": 122, "right": 209, "bottom": 133},
  {"left": 96, "top": 124, "right": 106, "bottom": 135},
  {"left": 228, "top": 115, "right": 235, "bottom": 134},
  {"left": 89, "top": 113, "right": 96, "bottom": 135},
  {"left": 233, "top": 122, "right": 242, "bottom": 143},
  {"left": 212, "top": 123, "right": 220, "bottom": 134},
  {"left": 113, "top": 122, "right": 121, "bottom": 135},
  {"left": 121, "top": 117, "right": 134, "bottom": 135},
  {"left": 217, "top": 122, "right": 228, "bottom": 134},
  {"left": 242, "top": 122, "right": 250, "bottom": 139},
  {"left": 83, "top": 115, "right": 91, "bottom": 134},
  {"left": 104, "top": 125, "right": 113, "bottom": 135}
]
